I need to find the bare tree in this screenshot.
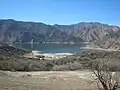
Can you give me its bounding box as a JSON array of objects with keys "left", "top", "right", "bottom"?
[{"left": 92, "top": 59, "right": 120, "bottom": 90}]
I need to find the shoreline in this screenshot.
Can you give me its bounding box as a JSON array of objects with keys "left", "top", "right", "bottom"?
[
  {"left": 80, "top": 46, "right": 120, "bottom": 51},
  {"left": 24, "top": 46, "right": 120, "bottom": 60},
  {"left": 24, "top": 50, "right": 74, "bottom": 60}
]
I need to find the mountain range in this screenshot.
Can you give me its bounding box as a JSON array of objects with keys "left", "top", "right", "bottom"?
[
  {"left": 54, "top": 22, "right": 120, "bottom": 42},
  {"left": 0, "top": 19, "right": 120, "bottom": 49},
  {"left": 0, "top": 19, "right": 83, "bottom": 44}
]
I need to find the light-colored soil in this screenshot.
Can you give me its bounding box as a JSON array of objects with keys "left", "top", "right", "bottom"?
[
  {"left": 80, "top": 46, "right": 120, "bottom": 51},
  {"left": 0, "top": 70, "right": 98, "bottom": 90},
  {"left": 24, "top": 51, "right": 73, "bottom": 60}
]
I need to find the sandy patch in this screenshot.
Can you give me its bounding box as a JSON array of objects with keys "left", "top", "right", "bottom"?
[
  {"left": 24, "top": 50, "right": 73, "bottom": 60},
  {"left": 80, "top": 46, "right": 120, "bottom": 51}
]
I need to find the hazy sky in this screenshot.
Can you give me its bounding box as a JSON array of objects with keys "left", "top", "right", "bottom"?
[{"left": 0, "top": 0, "right": 120, "bottom": 25}]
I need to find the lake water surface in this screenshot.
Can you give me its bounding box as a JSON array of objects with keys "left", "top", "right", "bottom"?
[{"left": 15, "top": 43, "right": 86, "bottom": 53}]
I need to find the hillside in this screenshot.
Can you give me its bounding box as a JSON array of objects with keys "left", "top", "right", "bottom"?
[
  {"left": 0, "top": 42, "right": 30, "bottom": 56},
  {"left": 1, "top": 19, "right": 120, "bottom": 49},
  {"left": 53, "top": 22, "right": 120, "bottom": 42},
  {"left": 54, "top": 22, "right": 120, "bottom": 50},
  {"left": 0, "top": 19, "right": 83, "bottom": 44},
  {"left": 1, "top": 19, "right": 120, "bottom": 43},
  {"left": 90, "top": 33, "right": 120, "bottom": 50}
]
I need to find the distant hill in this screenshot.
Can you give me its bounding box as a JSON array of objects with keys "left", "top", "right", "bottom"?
[
  {"left": 53, "top": 22, "right": 120, "bottom": 42},
  {"left": 90, "top": 33, "right": 120, "bottom": 50},
  {"left": 0, "top": 42, "right": 30, "bottom": 56},
  {"left": 0, "top": 19, "right": 83, "bottom": 44},
  {"left": 53, "top": 22, "right": 120, "bottom": 50},
  {"left": 1, "top": 19, "right": 120, "bottom": 49}
]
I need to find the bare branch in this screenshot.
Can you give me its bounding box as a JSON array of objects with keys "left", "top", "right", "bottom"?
[{"left": 92, "top": 59, "right": 120, "bottom": 90}]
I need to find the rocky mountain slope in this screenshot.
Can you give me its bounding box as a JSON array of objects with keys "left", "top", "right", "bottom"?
[
  {"left": 90, "top": 33, "right": 120, "bottom": 50},
  {"left": 53, "top": 22, "right": 120, "bottom": 50},
  {"left": 0, "top": 19, "right": 83, "bottom": 44},
  {"left": 1, "top": 19, "right": 120, "bottom": 50},
  {"left": 53, "top": 22, "right": 120, "bottom": 42}
]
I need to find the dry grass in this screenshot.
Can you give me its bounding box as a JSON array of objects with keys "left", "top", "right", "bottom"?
[{"left": 0, "top": 70, "right": 98, "bottom": 90}]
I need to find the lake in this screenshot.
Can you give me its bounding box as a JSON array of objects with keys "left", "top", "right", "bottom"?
[{"left": 14, "top": 43, "right": 86, "bottom": 53}]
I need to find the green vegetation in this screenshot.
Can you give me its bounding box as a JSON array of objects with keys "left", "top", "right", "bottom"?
[
  {"left": 1, "top": 43, "right": 120, "bottom": 71},
  {"left": 1, "top": 48, "right": 120, "bottom": 71}
]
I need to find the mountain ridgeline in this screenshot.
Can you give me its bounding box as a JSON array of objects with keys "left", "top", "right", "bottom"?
[
  {"left": 0, "top": 19, "right": 120, "bottom": 47},
  {"left": 53, "top": 22, "right": 120, "bottom": 42},
  {"left": 0, "top": 19, "right": 83, "bottom": 44}
]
